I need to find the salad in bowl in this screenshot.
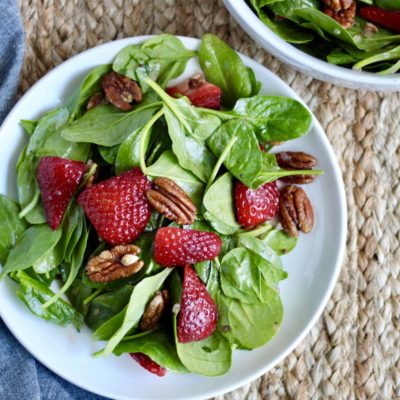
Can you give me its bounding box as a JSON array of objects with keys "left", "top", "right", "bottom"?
[{"left": 0, "top": 34, "right": 324, "bottom": 379}]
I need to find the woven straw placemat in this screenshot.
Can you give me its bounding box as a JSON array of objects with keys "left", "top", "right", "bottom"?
[{"left": 18, "top": 1, "right": 400, "bottom": 399}]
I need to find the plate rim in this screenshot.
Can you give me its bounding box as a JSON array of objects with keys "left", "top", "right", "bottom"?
[{"left": 0, "top": 35, "right": 347, "bottom": 400}]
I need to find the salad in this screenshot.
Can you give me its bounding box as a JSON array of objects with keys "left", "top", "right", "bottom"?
[
  {"left": 0, "top": 34, "right": 323, "bottom": 377},
  {"left": 248, "top": 0, "right": 400, "bottom": 74}
]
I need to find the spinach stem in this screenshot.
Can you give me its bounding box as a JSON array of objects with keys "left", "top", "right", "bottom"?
[
  {"left": 78, "top": 162, "right": 98, "bottom": 191},
  {"left": 18, "top": 191, "right": 40, "bottom": 219},
  {"left": 139, "top": 108, "right": 164, "bottom": 174},
  {"left": 237, "top": 223, "right": 273, "bottom": 238},
  {"left": 205, "top": 136, "right": 238, "bottom": 192},
  {"left": 145, "top": 77, "right": 192, "bottom": 133},
  {"left": 83, "top": 288, "right": 104, "bottom": 306}
]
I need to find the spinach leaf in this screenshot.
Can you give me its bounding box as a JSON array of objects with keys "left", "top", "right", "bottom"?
[
  {"left": 220, "top": 247, "right": 272, "bottom": 304},
  {"left": 0, "top": 195, "right": 27, "bottom": 265},
  {"left": 87, "top": 285, "right": 134, "bottom": 331},
  {"left": 27, "top": 107, "right": 70, "bottom": 154},
  {"left": 113, "top": 34, "right": 195, "bottom": 89},
  {"left": 20, "top": 119, "right": 38, "bottom": 136},
  {"left": 294, "top": 10, "right": 400, "bottom": 52},
  {"left": 146, "top": 150, "right": 204, "bottom": 207},
  {"left": 354, "top": 45, "right": 400, "bottom": 72},
  {"left": 93, "top": 307, "right": 127, "bottom": 341},
  {"left": 60, "top": 102, "right": 161, "bottom": 146},
  {"left": 66, "top": 277, "right": 93, "bottom": 316},
  {"left": 43, "top": 220, "right": 89, "bottom": 308},
  {"left": 67, "top": 64, "right": 111, "bottom": 119},
  {"left": 0, "top": 225, "right": 62, "bottom": 280},
  {"left": 207, "top": 119, "right": 262, "bottom": 188},
  {"left": 199, "top": 34, "right": 255, "bottom": 107},
  {"left": 261, "top": 227, "right": 297, "bottom": 255},
  {"left": 238, "top": 236, "right": 288, "bottom": 285},
  {"left": 96, "top": 267, "right": 173, "bottom": 356},
  {"left": 114, "top": 329, "right": 188, "bottom": 373},
  {"left": 231, "top": 95, "right": 313, "bottom": 143},
  {"left": 217, "top": 290, "right": 283, "bottom": 349},
  {"left": 15, "top": 271, "right": 83, "bottom": 329},
  {"left": 163, "top": 105, "right": 217, "bottom": 182},
  {"left": 174, "top": 314, "right": 232, "bottom": 376},
  {"left": 202, "top": 173, "right": 240, "bottom": 235},
  {"left": 37, "top": 130, "right": 91, "bottom": 161},
  {"left": 32, "top": 250, "right": 59, "bottom": 274},
  {"left": 248, "top": 0, "right": 314, "bottom": 44},
  {"left": 98, "top": 145, "right": 119, "bottom": 164},
  {"left": 114, "top": 127, "right": 142, "bottom": 174},
  {"left": 146, "top": 78, "right": 220, "bottom": 182},
  {"left": 267, "top": 0, "right": 319, "bottom": 22}
]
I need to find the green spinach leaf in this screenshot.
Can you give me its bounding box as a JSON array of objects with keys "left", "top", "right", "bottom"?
[
  {"left": 96, "top": 267, "right": 173, "bottom": 356},
  {"left": 0, "top": 225, "right": 62, "bottom": 280},
  {"left": 174, "top": 314, "right": 232, "bottom": 376},
  {"left": 60, "top": 102, "right": 161, "bottom": 147},
  {"left": 202, "top": 173, "right": 240, "bottom": 235},
  {"left": 199, "top": 34, "right": 256, "bottom": 107},
  {"left": 15, "top": 271, "right": 83, "bottom": 329},
  {"left": 114, "top": 329, "right": 188, "bottom": 373},
  {"left": 0, "top": 195, "right": 27, "bottom": 265}
]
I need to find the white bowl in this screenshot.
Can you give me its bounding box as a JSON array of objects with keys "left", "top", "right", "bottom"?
[
  {"left": 223, "top": 0, "right": 400, "bottom": 91},
  {"left": 0, "top": 36, "right": 347, "bottom": 400}
]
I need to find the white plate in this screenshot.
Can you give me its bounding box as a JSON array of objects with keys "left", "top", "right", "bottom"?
[
  {"left": 0, "top": 36, "right": 347, "bottom": 400},
  {"left": 223, "top": 0, "right": 400, "bottom": 91}
]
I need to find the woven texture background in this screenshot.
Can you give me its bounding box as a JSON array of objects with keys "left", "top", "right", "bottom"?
[{"left": 17, "top": 0, "right": 400, "bottom": 399}]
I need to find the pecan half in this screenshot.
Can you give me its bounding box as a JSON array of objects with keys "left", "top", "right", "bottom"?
[
  {"left": 86, "top": 92, "right": 107, "bottom": 111},
  {"left": 276, "top": 151, "right": 318, "bottom": 185},
  {"left": 146, "top": 177, "right": 197, "bottom": 225},
  {"left": 140, "top": 290, "right": 169, "bottom": 331},
  {"left": 86, "top": 244, "right": 144, "bottom": 282},
  {"left": 279, "top": 186, "right": 314, "bottom": 237},
  {"left": 102, "top": 72, "right": 142, "bottom": 111},
  {"left": 323, "top": 2, "right": 356, "bottom": 29}
]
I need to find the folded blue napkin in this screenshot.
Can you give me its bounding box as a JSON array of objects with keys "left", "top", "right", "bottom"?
[{"left": 0, "top": 2, "right": 105, "bottom": 398}]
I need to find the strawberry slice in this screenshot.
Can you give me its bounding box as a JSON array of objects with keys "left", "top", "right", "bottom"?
[
  {"left": 153, "top": 227, "right": 222, "bottom": 267},
  {"left": 37, "top": 156, "right": 87, "bottom": 230},
  {"left": 177, "top": 265, "right": 218, "bottom": 343},
  {"left": 77, "top": 168, "right": 152, "bottom": 245},
  {"left": 166, "top": 75, "right": 221, "bottom": 110},
  {"left": 130, "top": 353, "right": 166, "bottom": 377},
  {"left": 234, "top": 180, "right": 280, "bottom": 229}
]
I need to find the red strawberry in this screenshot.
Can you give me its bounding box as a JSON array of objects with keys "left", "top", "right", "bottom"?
[
  {"left": 130, "top": 353, "right": 166, "bottom": 377},
  {"left": 234, "top": 180, "right": 280, "bottom": 229},
  {"left": 37, "top": 156, "right": 87, "bottom": 230},
  {"left": 178, "top": 265, "right": 217, "bottom": 343},
  {"left": 77, "top": 168, "right": 152, "bottom": 245},
  {"left": 166, "top": 75, "right": 221, "bottom": 110},
  {"left": 153, "top": 227, "right": 222, "bottom": 267}
]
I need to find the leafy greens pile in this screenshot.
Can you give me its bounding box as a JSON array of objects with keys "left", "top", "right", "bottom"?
[
  {"left": 0, "top": 33, "right": 318, "bottom": 376},
  {"left": 248, "top": 0, "right": 400, "bottom": 74}
]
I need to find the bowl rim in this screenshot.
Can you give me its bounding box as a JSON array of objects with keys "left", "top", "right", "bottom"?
[
  {"left": 223, "top": 0, "right": 400, "bottom": 91},
  {"left": 0, "top": 35, "right": 348, "bottom": 400}
]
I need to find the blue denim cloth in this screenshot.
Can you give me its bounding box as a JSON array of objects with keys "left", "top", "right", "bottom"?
[{"left": 0, "top": 2, "right": 105, "bottom": 399}]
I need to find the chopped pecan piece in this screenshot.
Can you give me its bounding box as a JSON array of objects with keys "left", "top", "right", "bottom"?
[
  {"left": 276, "top": 151, "right": 318, "bottom": 185},
  {"left": 86, "top": 244, "right": 144, "bottom": 282},
  {"left": 140, "top": 290, "right": 169, "bottom": 331},
  {"left": 279, "top": 186, "right": 314, "bottom": 237},
  {"left": 86, "top": 92, "right": 107, "bottom": 111},
  {"left": 102, "top": 71, "right": 142, "bottom": 111},
  {"left": 323, "top": 0, "right": 353, "bottom": 12},
  {"left": 324, "top": 2, "right": 356, "bottom": 28},
  {"left": 146, "top": 177, "right": 197, "bottom": 225}
]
